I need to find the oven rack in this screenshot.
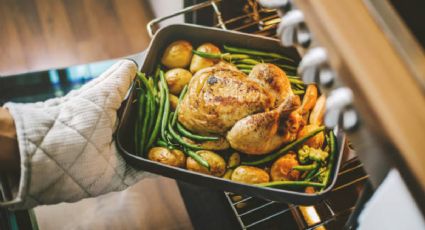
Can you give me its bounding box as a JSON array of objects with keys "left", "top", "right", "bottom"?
[{"left": 225, "top": 156, "right": 369, "bottom": 229}]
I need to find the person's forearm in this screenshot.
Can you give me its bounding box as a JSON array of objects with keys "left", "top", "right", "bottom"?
[{"left": 0, "top": 107, "right": 19, "bottom": 173}]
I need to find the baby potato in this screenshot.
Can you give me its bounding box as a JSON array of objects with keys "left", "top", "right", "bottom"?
[
  {"left": 165, "top": 68, "right": 192, "bottom": 95},
  {"left": 297, "top": 124, "right": 325, "bottom": 149},
  {"left": 270, "top": 152, "right": 300, "bottom": 181},
  {"left": 190, "top": 43, "right": 221, "bottom": 73},
  {"left": 186, "top": 150, "right": 226, "bottom": 177},
  {"left": 169, "top": 93, "right": 179, "bottom": 110},
  {"left": 231, "top": 166, "right": 270, "bottom": 184},
  {"left": 148, "top": 147, "right": 186, "bottom": 168},
  {"left": 161, "top": 40, "right": 193, "bottom": 68}
]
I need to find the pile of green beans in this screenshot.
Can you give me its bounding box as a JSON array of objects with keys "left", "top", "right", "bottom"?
[
  {"left": 136, "top": 68, "right": 222, "bottom": 170},
  {"left": 134, "top": 71, "right": 160, "bottom": 156},
  {"left": 192, "top": 44, "right": 304, "bottom": 91}
]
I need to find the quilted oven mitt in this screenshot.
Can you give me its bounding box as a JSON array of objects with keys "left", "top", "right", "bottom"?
[{"left": 0, "top": 60, "right": 150, "bottom": 210}]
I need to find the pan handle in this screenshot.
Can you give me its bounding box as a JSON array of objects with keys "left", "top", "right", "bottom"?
[{"left": 146, "top": 0, "right": 226, "bottom": 38}]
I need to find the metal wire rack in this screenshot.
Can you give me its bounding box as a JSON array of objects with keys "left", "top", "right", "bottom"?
[
  {"left": 225, "top": 156, "right": 369, "bottom": 229},
  {"left": 147, "top": 1, "right": 371, "bottom": 229},
  {"left": 147, "top": 0, "right": 281, "bottom": 38}
]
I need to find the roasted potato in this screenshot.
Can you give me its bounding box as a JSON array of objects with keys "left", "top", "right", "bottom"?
[
  {"left": 190, "top": 43, "right": 221, "bottom": 73},
  {"left": 169, "top": 93, "right": 179, "bottom": 110},
  {"left": 165, "top": 68, "right": 192, "bottom": 95},
  {"left": 231, "top": 166, "right": 270, "bottom": 184},
  {"left": 270, "top": 152, "right": 300, "bottom": 181},
  {"left": 227, "top": 152, "right": 241, "bottom": 168},
  {"left": 186, "top": 150, "right": 226, "bottom": 177},
  {"left": 148, "top": 147, "right": 186, "bottom": 168},
  {"left": 161, "top": 40, "right": 193, "bottom": 68},
  {"left": 297, "top": 124, "right": 325, "bottom": 149}
]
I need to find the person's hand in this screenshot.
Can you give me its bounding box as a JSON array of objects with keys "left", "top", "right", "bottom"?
[{"left": 0, "top": 60, "right": 150, "bottom": 209}]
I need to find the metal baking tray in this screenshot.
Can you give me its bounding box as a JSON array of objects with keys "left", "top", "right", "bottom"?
[{"left": 116, "top": 24, "right": 345, "bottom": 205}]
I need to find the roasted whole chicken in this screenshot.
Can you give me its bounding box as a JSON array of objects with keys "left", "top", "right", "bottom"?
[{"left": 178, "top": 62, "right": 308, "bottom": 155}]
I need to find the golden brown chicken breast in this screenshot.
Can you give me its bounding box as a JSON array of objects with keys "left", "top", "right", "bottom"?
[{"left": 178, "top": 65, "right": 273, "bottom": 135}]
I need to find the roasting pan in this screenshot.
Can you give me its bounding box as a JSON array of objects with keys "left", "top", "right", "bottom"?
[{"left": 116, "top": 24, "right": 345, "bottom": 205}]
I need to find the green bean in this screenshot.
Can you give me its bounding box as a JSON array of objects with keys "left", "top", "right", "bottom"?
[
  {"left": 146, "top": 81, "right": 165, "bottom": 149},
  {"left": 289, "top": 78, "right": 304, "bottom": 85},
  {"left": 275, "top": 63, "right": 297, "bottom": 71},
  {"left": 148, "top": 77, "right": 157, "bottom": 96},
  {"left": 146, "top": 76, "right": 158, "bottom": 129},
  {"left": 185, "top": 148, "right": 210, "bottom": 170},
  {"left": 172, "top": 85, "right": 188, "bottom": 126},
  {"left": 223, "top": 44, "right": 295, "bottom": 63},
  {"left": 237, "top": 59, "right": 260, "bottom": 65},
  {"left": 176, "top": 123, "right": 220, "bottom": 141},
  {"left": 137, "top": 72, "right": 155, "bottom": 96},
  {"left": 293, "top": 90, "right": 305, "bottom": 95},
  {"left": 240, "top": 69, "right": 251, "bottom": 74},
  {"left": 192, "top": 50, "right": 250, "bottom": 60},
  {"left": 140, "top": 94, "right": 151, "bottom": 154},
  {"left": 160, "top": 70, "right": 170, "bottom": 141},
  {"left": 305, "top": 167, "right": 327, "bottom": 182},
  {"left": 156, "top": 140, "right": 168, "bottom": 148},
  {"left": 235, "top": 64, "right": 254, "bottom": 69},
  {"left": 293, "top": 162, "right": 318, "bottom": 171},
  {"left": 167, "top": 117, "right": 204, "bottom": 151},
  {"left": 320, "top": 130, "right": 336, "bottom": 191},
  {"left": 257, "top": 180, "right": 325, "bottom": 188},
  {"left": 294, "top": 83, "right": 305, "bottom": 89},
  {"left": 242, "top": 126, "right": 325, "bottom": 166}
]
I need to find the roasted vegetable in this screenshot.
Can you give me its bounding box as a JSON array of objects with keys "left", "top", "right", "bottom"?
[
  {"left": 190, "top": 43, "right": 221, "bottom": 73},
  {"left": 148, "top": 147, "right": 186, "bottom": 167},
  {"left": 309, "top": 95, "right": 326, "bottom": 125},
  {"left": 165, "top": 68, "right": 192, "bottom": 95},
  {"left": 298, "top": 145, "right": 329, "bottom": 164},
  {"left": 231, "top": 166, "right": 270, "bottom": 184},
  {"left": 186, "top": 150, "right": 226, "bottom": 176},
  {"left": 270, "top": 152, "right": 300, "bottom": 181},
  {"left": 161, "top": 40, "right": 193, "bottom": 68},
  {"left": 297, "top": 124, "right": 325, "bottom": 149}
]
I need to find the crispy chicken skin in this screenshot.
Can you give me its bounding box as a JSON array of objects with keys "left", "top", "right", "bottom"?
[
  {"left": 178, "top": 64, "right": 273, "bottom": 135},
  {"left": 248, "top": 63, "right": 292, "bottom": 107},
  {"left": 227, "top": 96, "right": 300, "bottom": 154}
]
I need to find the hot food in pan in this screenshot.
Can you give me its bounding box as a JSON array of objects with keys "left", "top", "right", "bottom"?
[{"left": 133, "top": 40, "right": 336, "bottom": 193}]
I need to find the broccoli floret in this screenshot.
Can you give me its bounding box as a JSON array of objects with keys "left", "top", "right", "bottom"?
[
  {"left": 298, "top": 145, "right": 310, "bottom": 164},
  {"left": 297, "top": 145, "right": 329, "bottom": 163}
]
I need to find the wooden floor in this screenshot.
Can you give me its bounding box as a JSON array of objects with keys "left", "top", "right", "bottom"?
[
  {"left": 0, "top": 0, "right": 153, "bottom": 75},
  {"left": 0, "top": 0, "right": 193, "bottom": 229}
]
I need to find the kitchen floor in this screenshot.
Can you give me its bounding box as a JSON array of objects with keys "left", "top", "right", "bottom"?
[{"left": 0, "top": 0, "right": 193, "bottom": 229}]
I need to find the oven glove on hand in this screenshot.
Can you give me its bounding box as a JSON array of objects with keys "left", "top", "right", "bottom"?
[{"left": 0, "top": 60, "right": 152, "bottom": 210}]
